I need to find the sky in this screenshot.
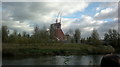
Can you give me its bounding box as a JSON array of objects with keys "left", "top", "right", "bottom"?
[{"left": 2, "top": 2, "right": 118, "bottom": 38}]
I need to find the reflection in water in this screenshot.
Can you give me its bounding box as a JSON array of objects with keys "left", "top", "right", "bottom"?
[
  {"left": 63, "top": 56, "right": 70, "bottom": 65},
  {"left": 92, "top": 55, "right": 102, "bottom": 65},
  {"left": 3, "top": 55, "right": 103, "bottom": 65}
]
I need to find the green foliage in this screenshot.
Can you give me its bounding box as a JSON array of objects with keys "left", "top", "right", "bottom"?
[
  {"left": 2, "top": 25, "right": 51, "bottom": 44},
  {"left": 2, "top": 25, "right": 119, "bottom": 54},
  {"left": 74, "top": 28, "right": 81, "bottom": 43},
  {"left": 50, "top": 24, "right": 55, "bottom": 40},
  {"left": 91, "top": 29, "right": 99, "bottom": 40},
  {"left": 81, "top": 38, "right": 86, "bottom": 44},
  {"left": 89, "top": 29, "right": 101, "bottom": 45},
  {"left": 2, "top": 26, "right": 9, "bottom": 43},
  {"left": 104, "top": 29, "right": 119, "bottom": 48},
  {"left": 32, "top": 26, "right": 50, "bottom": 43},
  {"left": 3, "top": 43, "right": 115, "bottom": 57}
]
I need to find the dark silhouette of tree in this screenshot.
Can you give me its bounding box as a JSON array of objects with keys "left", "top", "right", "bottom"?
[
  {"left": 9, "top": 30, "right": 18, "bottom": 43},
  {"left": 91, "top": 29, "right": 99, "bottom": 40},
  {"left": 33, "top": 26, "right": 40, "bottom": 37},
  {"left": 90, "top": 29, "right": 101, "bottom": 45},
  {"left": 2, "top": 26, "right": 9, "bottom": 43},
  {"left": 32, "top": 25, "right": 50, "bottom": 43},
  {"left": 74, "top": 28, "right": 81, "bottom": 43},
  {"left": 50, "top": 24, "right": 55, "bottom": 40},
  {"left": 86, "top": 37, "right": 92, "bottom": 45},
  {"left": 81, "top": 38, "right": 86, "bottom": 44},
  {"left": 104, "top": 29, "right": 119, "bottom": 48},
  {"left": 18, "top": 33, "right": 21, "bottom": 37}
]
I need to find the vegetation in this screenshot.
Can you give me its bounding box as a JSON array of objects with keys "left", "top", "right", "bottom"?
[
  {"left": 74, "top": 29, "right": 81, "bottom": 43},
  {"left": 3, "top": 43, "right": 114, "bottom": 57},
  {"left": 89, "top": 29, "right": 101, "bottom": 45},
  {"left": 104, "top": 29, "right": 120, "bottom": 52},
  {"left": 2, "top": 25, "right": 120, "bottom": 57},
  {"left": 2, "top": 26, "right": 9, "bottom": 43}
]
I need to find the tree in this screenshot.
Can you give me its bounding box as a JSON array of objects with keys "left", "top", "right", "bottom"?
[
  {"left": 32, "top": 26, "right": 50, "bottom": 43},
  {"left": 81, "top": 38, "right": 86, "bottom": 44},
  {"left": 104, "top": 29, "right": 119, "bottom": 47},
  {"left": 13, "top": 30, "right": 17, "bottom": 36},
  {"left": 86, "top": 37, "right": 92, "bottom": 45},
  {"left": 65, "top": 29, "right": 74, "bottom": 43},
  {"left": 18, "top": 33, "right": 21, "bottom": 37},
  {"left": 0, "top": 28, "right": 1, "bottom": 42},
  {"left": 39, "top": 27, "right": 50, "bottom": 42},
  {"left": 2, "top": 26, "right": 9, "bottom": 43},
  {"left": 33, "top": 25, "right": 40, "bottom": 36},
  {"left": 118, "top": 33, "right": 120, "bottom": 46},
  {"left": 22, "top": 31, "right": 28, "bottom": 37},
  {"left": 50, "top": 24, "right": 55, "bottom": 40},
  {"left": 90, "top": 29, "right": 101, "bottom": 45},
  {"left": 9, "top": 30, "right": 18, "bottom": 43},
  {"left": 91, "top": 29, "right": 99, "bottom": 40},
  {"left": 74, "top": 28, "right": 81, "bottom": 43}
]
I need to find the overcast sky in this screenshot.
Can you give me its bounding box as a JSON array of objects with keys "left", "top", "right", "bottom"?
[{"left": 2, "top": 2, "right": 118, "bottom": 38}]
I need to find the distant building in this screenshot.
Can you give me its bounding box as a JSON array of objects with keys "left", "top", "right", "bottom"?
[{"left": 50, "top": 13, "right": 65, "bottom": 41}]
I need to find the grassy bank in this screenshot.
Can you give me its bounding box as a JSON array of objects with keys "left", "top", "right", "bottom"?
[{"left": 2, "top": 43, "right": 115, "bottom": 57}]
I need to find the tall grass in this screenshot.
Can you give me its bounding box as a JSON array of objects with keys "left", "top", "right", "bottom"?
[{"left": 2, "top": 43, "right": 115, "bottom": 57}]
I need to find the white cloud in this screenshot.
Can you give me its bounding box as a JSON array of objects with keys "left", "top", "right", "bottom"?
[
  {"left": 95, "top": 8, "right": 113, "bottom": 17},
  {"left": 94, "top": 2, "right": 118, "bottom": 20},
  {"left": 113, "top": 18, "right": 118, "bottom": 21},
  {"left": 3, "top": 21, "right": 34, "bottom": 34},
  {"left": 2, "top": 2, "right": 89, "bottom": 34},
  {"left": 94, "top": 7, "right": 117, "bottom": 20},
  {"left": 96, "top": 7, "right": 100, "bottom": 11},
  {"left": 61, "top": 13, "right": 117, "bottom": 38},
  {"left": 83, "top": 27, "right": 93, "bottom": 31},
  {"left": 61, "top": 15, "right": 108, "bottom": 38},
  {"left": 2, "top": 2, "right": 118, "bottom": 38}
]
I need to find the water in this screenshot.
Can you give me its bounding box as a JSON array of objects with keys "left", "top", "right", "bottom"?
[{"left": 3, "top": 55, "right": 103, "bottom": 65}]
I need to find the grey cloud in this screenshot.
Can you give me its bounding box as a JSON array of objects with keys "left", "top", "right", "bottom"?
[
  {"left": 2, "top": 2, "right": 118, "bottom": 38},
  {"left": 2, "top": 2, "right": 89, "bottom": 34},
  {"left": 99, "top": 2, "right": 117, "bottom": 8},
  {"left": 97, "top": 20, "right": 118, "bottom": 38},
  {"left": 94, "top": 2, "right": 118, "bottom": 20},
  {"left": 94, "top": 8, "right": 118, "bottom": 20},
  {"left": 62, "top": 15, "right": 118, "bottom": 38}
]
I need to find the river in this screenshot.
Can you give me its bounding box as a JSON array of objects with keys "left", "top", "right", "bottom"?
[{"left": 3, "top": 55, "right": 104, "bottom": 65}]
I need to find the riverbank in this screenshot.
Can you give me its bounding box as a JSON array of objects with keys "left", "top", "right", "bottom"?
[{"left": 2, "top": 43, "right": 115, "bottom": 57}]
